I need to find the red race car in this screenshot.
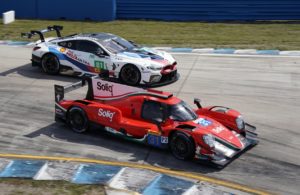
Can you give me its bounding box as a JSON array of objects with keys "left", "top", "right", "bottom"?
[{"left": 54, "top": 76, "right": 258, "bottom": 167}]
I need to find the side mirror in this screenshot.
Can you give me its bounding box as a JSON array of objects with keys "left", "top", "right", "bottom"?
[
  {"left": 152, "top": 118, "right": 163, "bottom": 124},
  {"left": 151, "top": 118, "right": 163, "bottom": 133},
  {"left": 194, "top": 98, "right": 202, "bottom": 108},
  {"left": 95, "top": 48, "right": 106, "bottom": 57}
]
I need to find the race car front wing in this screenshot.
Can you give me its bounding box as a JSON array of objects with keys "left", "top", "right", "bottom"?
[{"left": 196, "top": 123, "right": 258, "bottom": 168}]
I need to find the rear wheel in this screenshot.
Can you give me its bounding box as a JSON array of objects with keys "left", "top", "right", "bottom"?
[
  {"left": 169, "top": 131, "right": 195, "bottom": 160},
  {"left": 41, "top": 53, "right": 60, "bottom": 75},
  {"left": 120, "top": 64, "right": 141, "bottom": 86},
  {"left": 67, "top": 107, "right": 89, "bottom": 133}
]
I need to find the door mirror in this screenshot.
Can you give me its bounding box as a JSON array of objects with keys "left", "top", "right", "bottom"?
[
  {"left": 151, "top": 118, "right": 163, "bottom": 133},
  {"left": 152, "top": 117, "right": 163, "bottom": 124},
  {"left": 95, "top": 48, "right": 106, "bottom": 57},
  {"left": 194, "top": 98, "right": 202, "bottom": 108}
]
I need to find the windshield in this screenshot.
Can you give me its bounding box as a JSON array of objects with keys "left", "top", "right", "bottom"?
[
  {"left": 169, "top": 101, "right": 198, "bottom": 122},
  {"left": 98, "top": 36, "right": 135, "bottom": 53}
]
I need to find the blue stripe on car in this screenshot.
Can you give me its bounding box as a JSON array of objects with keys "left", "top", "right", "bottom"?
[{"left": 48, "top": 47, "right": 90, "bottom": 72}]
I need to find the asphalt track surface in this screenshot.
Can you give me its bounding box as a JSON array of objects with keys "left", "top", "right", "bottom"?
[{"left": 0, "top": 45, "right": 299, "bottom": 195}]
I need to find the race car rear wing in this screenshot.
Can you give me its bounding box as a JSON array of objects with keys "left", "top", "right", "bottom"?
[
  {"left": 21, "top": 25, "right": 63, "bottom": 42},
  {"left": 54, "top": 79, "right": 87, "bottom": 103},
  {"left": 54, "top": 76, "right": 173, "bottom": 103}
]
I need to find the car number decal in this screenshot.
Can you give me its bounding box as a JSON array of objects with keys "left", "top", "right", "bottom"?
[
  {"left": 147, "top": 134, "right": 161, "bottom": 147},
  {"left": 161, "top": 136, "right": 168, "bottom": 143},
  {"left": 94, "top": 61, "right": 107, "bottom": 72}
]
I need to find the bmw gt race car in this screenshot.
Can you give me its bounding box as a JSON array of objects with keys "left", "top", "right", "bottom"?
[
  {"left": 22, "top": 26, "right": 179, "bottom": 87},
  {"left": 54, "top": 76, "right": 258, "bottom": 167}
]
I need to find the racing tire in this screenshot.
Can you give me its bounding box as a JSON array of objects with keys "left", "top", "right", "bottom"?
[
  {"left": 169, "top": 131, "right": 195, "bottom": 160},
  {"left": 41, "top": 53, "right": 60, "bottom": 75},
  {"left": 120, "top": 64, "right": 141, "bottom": 86},
  {"left": 67, "top": 106, "right": 89, "bottom": 133}
]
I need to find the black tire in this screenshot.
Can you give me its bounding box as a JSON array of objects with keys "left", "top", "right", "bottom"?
[
  {"left": 169, "top": 131, "right": 195, "bottom": 160},
  {"left": 67, "top": 107, "right": 89, "bottom": 133},
  {"left": 41, "top": 53, "right": 60, "bottom": 75},
  {"left": 120, "top": 64, "right": 141, "bottom": 86}
]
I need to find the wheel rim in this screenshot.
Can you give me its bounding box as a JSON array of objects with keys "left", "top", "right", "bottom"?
[
  {"left": 121, "top": 66, "right": 140, "bottom": 85},
  {"left": 70, "top": 111, "right": 85, "bottom": 132},
  {"left": 43, "top": 55, "right": 59, "bottom": 73},
  {"left": 172, "top": 137, "right": 188, "bottom": 157}
]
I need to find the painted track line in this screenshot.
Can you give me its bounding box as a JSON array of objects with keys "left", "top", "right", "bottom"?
[{"left": 0, "top": 153, "right": 270, "bottom": 195}]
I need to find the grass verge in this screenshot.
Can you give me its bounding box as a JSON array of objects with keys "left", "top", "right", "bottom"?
[
  {"left": 0, "top": 178, "right": 105, "bottom": 195},
  {"left": 0, "top": 19, "right": 300, "bottom": 50}
]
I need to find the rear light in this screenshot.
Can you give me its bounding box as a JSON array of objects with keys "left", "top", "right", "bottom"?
[{"left": 33, "top": 46, "right": 41, "bottom": 51}]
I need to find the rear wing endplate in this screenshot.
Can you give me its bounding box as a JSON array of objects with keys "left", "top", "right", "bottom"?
[
  {"left": 21, "top": 25, "right": 63, "bottom": 42},
  {"left": 54, "top": 79, "right": 87, "bottom": 103}
]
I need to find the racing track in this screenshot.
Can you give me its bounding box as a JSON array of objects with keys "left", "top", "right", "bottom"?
[{"left": 0, "top": 45, "right": 299, "bottom": 194}]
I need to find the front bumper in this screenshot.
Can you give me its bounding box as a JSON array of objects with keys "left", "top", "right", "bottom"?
[
  {"left": 196, "top": 123, "right": 258, "bottom": 168},
  {"left": 143, "top": 70, "right": 180, "bottom": 88}
]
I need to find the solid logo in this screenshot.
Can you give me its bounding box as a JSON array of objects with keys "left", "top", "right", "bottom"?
[
  {"left": 97, "top": 81, "right": 113, "bottom": 96},
  {"left": 98, "top": 108, "right": 115, "bottom": 122}
]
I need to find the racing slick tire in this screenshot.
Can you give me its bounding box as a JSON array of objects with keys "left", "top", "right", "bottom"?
[
  {"left": 120, "top": 64, "right": 141, "bottom": 86},
  {"left": 67, "top": 106, "right": 89, "bottom": 133},
  {"left": 169, "top": 131, "right": 195, "bottom": 160},
  {"left": 41, "top": 53, "right": 60, "bottom": 75}
]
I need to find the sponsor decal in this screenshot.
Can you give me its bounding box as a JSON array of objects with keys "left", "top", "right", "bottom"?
[
  {"left": 97, "top": 81, "right": 113, "bottom": 96},
  {"left": 92, "top": 78, "right": 145, "bottom": 99},
  {"left": 195, "top": 118, "right": 212, "bottom": 127},
  {"left": 98, "top": 108, "right": 115, "bottom": 122},
  {"left": 66, "top": 50, "right": 90, "bottom": 66},
  {"left": 212, "top": 126, "right": 225, "bottom": 134},
  {"left": 60, "top": 47, "right": 66, "bottom": 52}
]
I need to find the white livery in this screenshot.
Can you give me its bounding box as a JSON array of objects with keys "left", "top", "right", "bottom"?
[{"left": 23, "top": 26, "right": 179, "bottom": 86}]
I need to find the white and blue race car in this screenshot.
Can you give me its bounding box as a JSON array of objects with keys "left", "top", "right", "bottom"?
[{"left": 22, "top": 26, "right": 179, "bottom": 86}]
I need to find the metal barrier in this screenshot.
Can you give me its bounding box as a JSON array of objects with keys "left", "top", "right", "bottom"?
[
  {"left": 0, "top": 0, "right": 116, "bottom": 21},
  {"left": 116, "top": 0, "right": 300, "bottom": 21}
]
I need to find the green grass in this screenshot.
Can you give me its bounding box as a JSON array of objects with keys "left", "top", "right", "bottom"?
[
  {"left": 0, "top": 178, "right": 105, "bottom": 195},
  {"left": 1, "top": 19, "right": 300, "bottom": 50}
]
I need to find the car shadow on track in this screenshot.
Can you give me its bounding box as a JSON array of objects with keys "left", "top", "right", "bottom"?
[
  {"left": 0, "top": 63, "right": 80, "bottom": 83},
  {"left": 24, "top": 122, "right": 219, "bottom": 174}
]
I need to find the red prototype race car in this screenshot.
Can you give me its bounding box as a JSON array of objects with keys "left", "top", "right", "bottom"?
[{"left": 54, "top": 76, "right": 258, "bottom": 167}]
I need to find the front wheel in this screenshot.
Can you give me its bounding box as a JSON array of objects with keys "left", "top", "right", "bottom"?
[
  {"left": 120, "top": 64, "right": 141, "bottom": 86},
  {"left": 67, "top": 107, "right": 89, "bottom": 133},
  {"left": 169, "top": 131, "right": 195, "bottom": 160},
  {"left": 41, "top": 53, "right": 60, "bottom": 75}
]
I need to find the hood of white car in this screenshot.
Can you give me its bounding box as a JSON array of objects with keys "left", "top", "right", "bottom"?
[{"left": 116, "top": 47, "right": 175, "bottom": 66}]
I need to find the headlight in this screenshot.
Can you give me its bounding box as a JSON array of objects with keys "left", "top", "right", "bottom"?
[
  {"left": 147, "top": 64, "right": 163, "bottom": 71},
  {"left": 236, "top": 116, "right": 245, "bottom": 130},
  {"left": 203, "top": 134, "right": 215, "bottom": 148}
]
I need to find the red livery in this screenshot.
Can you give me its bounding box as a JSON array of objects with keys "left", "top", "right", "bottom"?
[{"left": 55, "top": 76, "right": 258, "bottom": 167}]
